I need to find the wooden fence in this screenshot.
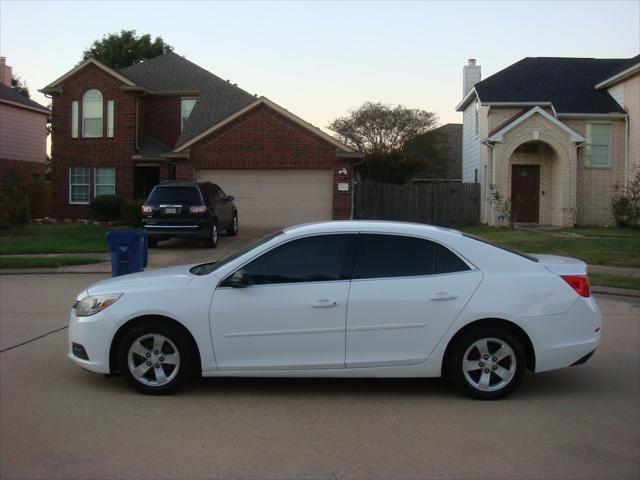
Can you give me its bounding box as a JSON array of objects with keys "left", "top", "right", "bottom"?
[
  {"left": 354, "top": 179, "right": 480, "bottom": 227},
  {"left": 26, "top": 182, "right": 52, "bottom": 219}
]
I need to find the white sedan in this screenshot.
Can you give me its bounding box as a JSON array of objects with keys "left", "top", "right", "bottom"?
[{"left": 68, "top": 221, "right": 601, "bottom": 399}]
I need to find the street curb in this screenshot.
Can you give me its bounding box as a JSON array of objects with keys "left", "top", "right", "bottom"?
[{"left": 592, "top": 286, "right": 640, "bottom": 298}]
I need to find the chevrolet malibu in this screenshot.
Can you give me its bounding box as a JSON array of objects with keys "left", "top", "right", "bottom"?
[{"left": 68, "top": 221, "right": 601, "bottom": 399}]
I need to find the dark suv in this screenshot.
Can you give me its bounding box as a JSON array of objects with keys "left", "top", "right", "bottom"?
[{"left": 142, "top": 181, "right": 238, "bottom": 248}]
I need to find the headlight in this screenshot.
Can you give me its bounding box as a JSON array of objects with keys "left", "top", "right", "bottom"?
[{"left": 74, "top": 294, "right": 122, "bottom": 317}]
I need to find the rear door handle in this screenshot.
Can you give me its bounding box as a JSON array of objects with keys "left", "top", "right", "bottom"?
[
  {"left": 430, "top": 292, "right": 458, "bottom": 301},
  {"left": 312, "top": 299, "right": 339, "bottom": 308}
]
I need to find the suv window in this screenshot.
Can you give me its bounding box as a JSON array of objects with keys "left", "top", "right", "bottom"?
[
  {"left": 354, "top": 234, "right": 435, "bottom": 279},
  {"left": 241, "top": 234, "right": 355, "bottom": 285},
  {"left": 147, "top": 186, "right": 202, "bottom": 204}
]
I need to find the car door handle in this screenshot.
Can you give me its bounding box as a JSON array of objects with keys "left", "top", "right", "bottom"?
[
  {"left": 312, "top": 299, "right": 339, "bottom": 308},
  {"left": 430, "top": 292, "right": 459, "bottom": 301}
]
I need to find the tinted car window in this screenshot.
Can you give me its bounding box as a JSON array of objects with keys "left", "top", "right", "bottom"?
[
  {"left": 243, "top": 234, "right": 354, "bottom": 285},
  {"left": 434, "top": 243, "right": 470, "bottom": 274},
  {"left": 147, "top": 186, "right": 201, "bottom": 204},
  {"left": 354, "top": 234, "right": 435, "bottom": 279}
]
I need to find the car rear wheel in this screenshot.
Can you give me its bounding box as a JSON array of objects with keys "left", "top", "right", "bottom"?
[
  {"left": 117, "top": 321, "right": 195, "bottom": 395},
  {"left": 227, "top": 213, "right": 238, "bottom": 236},
  {"left": 448, "top": 327, "right": 526, "bottom": 400},
  {"left": 205, "top": 222, "right": 218, "bottom": 248}
]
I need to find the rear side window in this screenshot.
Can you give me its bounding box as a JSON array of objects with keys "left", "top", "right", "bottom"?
[
  {"left": 435, "top": 243, "right": 470, "bottom": 274},
  {"left": 354, "top": 234, "right": 435, "bottom": 279},
  {"left": 147, "top": 186, "right": 202, "bottom": 204},
  {"left": 243, "top": 234, "right": 355, "bottom": 285}
]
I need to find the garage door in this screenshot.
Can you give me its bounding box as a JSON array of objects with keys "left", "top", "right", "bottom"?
[{"left": 195, "top": 169, "right": 333, "bottom": 228}]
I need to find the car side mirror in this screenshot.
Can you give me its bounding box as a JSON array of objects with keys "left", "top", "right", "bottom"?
[
  {"left": 226, "top": 195, "right": 235, "bottom": 202},
  {"left": 227, "top": 269, "right": 250, "bottom": 288}
]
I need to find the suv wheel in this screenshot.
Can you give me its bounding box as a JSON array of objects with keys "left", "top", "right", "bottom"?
[
  {"left": 448, "top": 327, "right": 526, "bottom": 400},
  {"left": 148, "top": 238, "right": 158, "bottom": 248},
  {"left": 205, "top": 222, "right": 218, "bottom": 248},
  {"left": 227, "top": 213, "right": 238, "bottom": 236}
]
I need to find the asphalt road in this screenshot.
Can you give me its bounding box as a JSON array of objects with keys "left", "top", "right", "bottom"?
[{"left": 0, "top": 273, "right": 638, "bottom": 479}]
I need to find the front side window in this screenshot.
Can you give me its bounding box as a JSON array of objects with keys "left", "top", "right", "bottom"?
[
  {"left": 181, "top": 98, "right": 196, "bottom": 131},
  {"left": 242, "top": 234, "right": 354, "bottom": 285},
  {"left": 69, "top": 167, "right": 90, "bottom": 204},
  {"left": 82, "top": 89, "right": 103, "bottom": 138},
  {"left": 95, "top": 167, "right": 115, "bottom": 196},
  {"left": 354, "top": 234, "right": 435, "bottom": 279},
  {"left": 585, "top": 123, "right": 610, "bottom": 167}
]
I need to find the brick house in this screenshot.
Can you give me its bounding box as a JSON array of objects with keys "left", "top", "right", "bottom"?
[
  {"left": 0, "top": 57, "right": 49, "bottom": 184},
  {"left": 456, "top": 55, "right": 639, "bottom": 226},
  {"left": 40, "top": 53, "right": 362, "bottom": 226}
]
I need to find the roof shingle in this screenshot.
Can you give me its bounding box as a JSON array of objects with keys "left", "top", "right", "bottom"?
[{"left": 0, "top": 83, "right": 49, "bottom": 113}]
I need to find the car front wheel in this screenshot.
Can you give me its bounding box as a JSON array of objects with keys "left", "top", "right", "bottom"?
[
  {"left": 117, "top": 321, "right": 195, "bottom": 395},
  {"left": 448, "top": 327, "right": 526, "bottom": 400}
]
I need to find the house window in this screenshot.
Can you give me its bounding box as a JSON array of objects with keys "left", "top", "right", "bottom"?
[
  {"left": 474, "top": 102, "right": 479, "bottom": 136},
  {"left": 82, "top": 89, "right": 103, "bottom": 138},
  {"left": 585, "top": 123, "right": 610, "bottom": 167},
  {"left": 181, "top": 98, "right": 196, "bottom": 131},
  {"left": 95, "top": 167, "right": 115, "bottom": 196},
  {"left": 71, "top": 101, "right": 79, "bottom": 138},
  {"left": 69, "top": 167, "right": 90, "bottom": 204},
  {"left": 107, "top": 100, "right": 114, "bottom": 138}
]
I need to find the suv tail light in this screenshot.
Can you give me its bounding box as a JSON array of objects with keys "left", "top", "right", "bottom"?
[
  {"left": 190, "top": 205, "right": 207, "bottom": 215},
  {"left": 141, "top": 205, "right": 153, "bottom": 216},
  {"left": 561, "top": 275, "right": 591, "bottom": 297}
]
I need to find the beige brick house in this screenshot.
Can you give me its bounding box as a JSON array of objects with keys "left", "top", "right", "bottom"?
[{"left": 456, "top": 55, "right": 639, "bottom": 226}]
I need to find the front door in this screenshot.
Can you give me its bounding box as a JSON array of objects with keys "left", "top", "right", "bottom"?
[
  {"left": 511, "top": 165, "right": 540, "bottom": 223},
  {"left": 210, "top": 234, "right": 356, "bottom": 370}
]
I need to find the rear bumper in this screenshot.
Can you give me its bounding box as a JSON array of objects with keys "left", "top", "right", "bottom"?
[{"left": 143, "top": 223, "right": 210, "bottom": 240}]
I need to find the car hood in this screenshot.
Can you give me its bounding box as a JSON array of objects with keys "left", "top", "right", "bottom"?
[{"left": 88, "top": 265, "right": 196, "bottom": 295}]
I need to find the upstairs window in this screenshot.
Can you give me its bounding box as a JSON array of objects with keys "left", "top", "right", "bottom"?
[
  {"left": 82, "top": 89, "right": 103, "bottom": 138},
  {"left": 107, "top": 100, "right": 114, "bottom": 138},
  {"left": 71, "top": 101, "right": 79, "bottom": 138},
  {"left": 585, "top": 123, "right": 610, "bottom": 167},
  {"left": 181, "top": 98, "right": 196, "bottom": 131}
]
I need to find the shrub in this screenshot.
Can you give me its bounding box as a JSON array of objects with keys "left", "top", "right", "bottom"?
[
  {"left": 90, "top": 194, "right": 123, "bottom": 220},
  {"left": 612, "top": 171, "right": 640, "bottom": 227},
  {"left": 121, "top": 200, "right": 143, "bottom": 227},
  {"left": 0, "top": 171, "right": 29, "bottom": 229}
]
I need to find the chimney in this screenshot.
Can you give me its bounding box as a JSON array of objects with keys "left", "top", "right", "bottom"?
[
  {"left": 0, "top": 57, "right": 12, "bottom": 86},
  {"left": 463, "top": 58, "right": 481, "bottom": 97}
]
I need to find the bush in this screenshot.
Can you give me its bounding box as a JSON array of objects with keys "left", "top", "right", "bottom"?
[
  {"left": 121, "top": 200, "right": 143, "bottom": 227},
  {"left": 612, "top": 171, "right": 640, "bottom": 227},
  {"left": 0, "top": 171, "right": 29, "bottom": 229},
  {"left": 90, "top": 194, "right": 123, "bottom": 220}
]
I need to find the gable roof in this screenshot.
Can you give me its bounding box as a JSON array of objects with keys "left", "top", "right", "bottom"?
[
  {"left": 119, "top": 53, "right": 257, "bottom": 147},
  {"left": 40, "top": 58, "right": 136, "bottom": 93},
  {"left": 458, "top": 56, "right": 634, "bottom": 114},
  {"left": 175, "top": 96, "right": 356, "bottom": 153},
  {"left": 487, "top": 106, "right": 584, "bottom": 143},
  {"left": 0, "top": 83, "right": 49, "bottom": 114}
]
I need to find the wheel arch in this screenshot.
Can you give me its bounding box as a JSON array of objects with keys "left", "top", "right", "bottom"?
[
  {"left": 109, "top": 315, "right": 202, "bottom": 375},
  {"left": 441, "top": 318, "right": 536, "bottom": 376}
]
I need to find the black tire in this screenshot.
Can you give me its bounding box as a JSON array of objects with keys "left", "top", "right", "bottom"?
[
  {"left": 448, "top": 327, "right": 526, "bottom": 400},
  {"left": 117, "top": 320, "right": 195, "bottom": 395},
  {"left": 147, "top": 238, "right": 158, "bottom": 248},
  {"left": 204, "top": 221, "right": 218, "bottom": 248},
  {"left": 227, "top": 212, "right": 238, "bottom": 236}
]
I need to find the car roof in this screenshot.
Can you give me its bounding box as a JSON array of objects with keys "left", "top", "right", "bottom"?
[{"left": 283, "top": 221, "right": 463, "bottom": 238}]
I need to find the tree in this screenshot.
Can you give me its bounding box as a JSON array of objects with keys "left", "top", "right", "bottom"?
[
  {"left": 11, "top": 76, "right": 29, "bottom": 98},
  {"left": 82, "top": 30, "right": 173, "bottom": 69},
  {"left": 329, "top": 102, "right": 438, "bottom": 154}
]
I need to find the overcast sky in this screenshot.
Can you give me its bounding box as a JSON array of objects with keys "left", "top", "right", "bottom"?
[{"left": 1, "top": 0, "right": 638, "bottom": 131}]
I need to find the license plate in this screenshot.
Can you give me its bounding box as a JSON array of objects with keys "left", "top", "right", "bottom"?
[{"left": 164, "top": 208, "right": 177, "bottom": 214}]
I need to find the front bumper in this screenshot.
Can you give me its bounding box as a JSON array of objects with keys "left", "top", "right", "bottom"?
[{"left": 68, "top": 309, "right": 114, "bottom": 374}]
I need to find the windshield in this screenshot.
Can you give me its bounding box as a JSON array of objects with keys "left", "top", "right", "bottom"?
[
  {"left": 190, "top": 231, "right": 284, "bottom": 276},
  {"left": 147, "top": 186, "right": 202, "bottom": 204}
]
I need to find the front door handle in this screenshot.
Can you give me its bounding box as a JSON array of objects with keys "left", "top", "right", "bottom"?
[
  {"left": 312, "top": 299, "right": 339, "bottom": 308},
  {"left": 430, "top": 292, "right": 458, "bottom": 301}
]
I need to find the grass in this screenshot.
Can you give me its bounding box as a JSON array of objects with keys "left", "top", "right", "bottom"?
[
  {"left": 0, "top": 256, "right": 107, "bottom": 269},
  {"left": 0, "top": 224, "right": 109, "bottom": 255},
  {"left": 589, "top": 273, "right": 640, "bottom": 291},
  {"left": 461, "top": 226, "right": 640, "bottom": 268}
]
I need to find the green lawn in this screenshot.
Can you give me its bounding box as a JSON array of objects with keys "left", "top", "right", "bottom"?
[
  {"left": 0, "top": 256, "right": 107, "bottom": 269},
  {"left": 589, "top": 273, "right": 640, "bottom": 291},
  {"left": 461, "top": 226, "right": 640, "bottom": 268},
  {"left": 0, "top": 224, "right": 109, "bottom": 255}
]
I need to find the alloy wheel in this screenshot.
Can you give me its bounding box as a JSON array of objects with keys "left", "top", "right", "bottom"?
[
  {"left": 462, "top": 337, "right": 516, "bottom": 392},
  {"left": 127, "top": 334, "right": 180, "bottom": 386}
]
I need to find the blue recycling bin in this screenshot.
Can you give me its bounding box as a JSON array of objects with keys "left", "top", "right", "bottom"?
[{"left": 106, "top": 229, "right": 148, "bottom": 277}]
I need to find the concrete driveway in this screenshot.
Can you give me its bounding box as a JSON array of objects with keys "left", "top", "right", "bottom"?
[{"left": 0, "top": 273, "right": 638, "bottom": 479}]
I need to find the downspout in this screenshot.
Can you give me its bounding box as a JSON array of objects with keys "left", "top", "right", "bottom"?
[{"left": 624, "top": 116, "right": 629, "bottom": 192}]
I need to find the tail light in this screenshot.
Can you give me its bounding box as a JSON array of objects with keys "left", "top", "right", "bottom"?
[
  {"left": 561, "top": 275, "right": 591, "bottom": 297},
  {"left": 190, "top": 205, "right": 207, "bottom": 215},
  {"left": 141, "top": 205, "right": 153, "bottom": 216}
]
